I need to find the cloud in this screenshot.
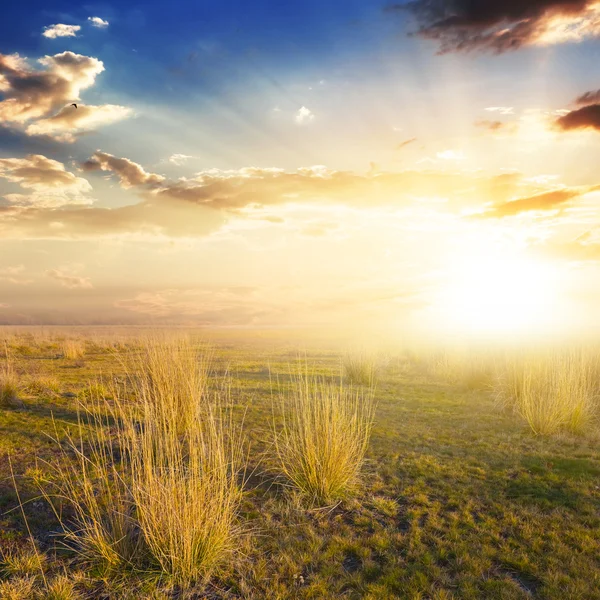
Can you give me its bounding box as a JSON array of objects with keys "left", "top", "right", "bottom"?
[
  {"left": 26, "top": 104, "right": 132, "bottom": 142},
  {"left": 81, "top": 151, "right": 539, "bottom": 215},
  {"left": 0, "top": 154, "right": 92, "bottom": 207},
  {"left": 295, "top": 106, "right": 315, "bottom": 125},
  {"left": 45, "top": 268, "right": 93, "bottom": 289},
  {"left": 168, "top": 153, "right": 194, "bottom": 166},
  {"left": 42, "top": 24, "right": 80, "bottom": 39},
  {"left": 115, "top": 288, "right": 263, "bottom": 323},
  {"left": 0, "top": 51, "right": 131, "bottom": 140},
  {"left": 575, "top": 89, "right": 600, "bottom": 105},
  {"left": 1, "top": 150, "right": 583, "bottom": 240},
  {"left": 396, "top": 137, "right": 417, "bottom": 150},
  {"left": 485, "top": 106, "right": 515, "bottom": 114},
  {"left": 82, "top": 151, "right": 165, "bottom": 188},
  {"left": 475, "top": 119, "right": 518, "bottom": 134},
  {"left": 88, "top": 17, "right": 109, "bottom": 28},
  {"left": 556, "top": 103, "right": 600, "bottom": 131},
  {"left": 0, "top": 265, "right": 32, "bottom": 285},
  {"left": 480, "top": 188, "right": 582, "bottom": 217},
  {"left": 401, "top": 0, "right": 600, "bottom": 53},
  {"left": 476, "top": 119, "right": 506, "bottom": 131}
]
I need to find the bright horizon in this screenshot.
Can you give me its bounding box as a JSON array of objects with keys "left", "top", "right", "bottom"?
[{"left": 2, "top": 1, "right": 600, "bottom": 342}]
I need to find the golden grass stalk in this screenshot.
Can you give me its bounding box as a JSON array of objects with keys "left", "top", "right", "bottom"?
[
  {"left": 275, "top": 373, "right": 375, "bottom": 506},
  {"left": 497, "top": 349, "right": 598, "bottom": 435}
]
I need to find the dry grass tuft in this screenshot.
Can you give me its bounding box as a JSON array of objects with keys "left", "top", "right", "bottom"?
[
  {"left": 125, "top": 337, "right": 244, "bottom": 587},
  {"left": 61, "top": 339, "right": 85, "bottom": 360},
  {"left": 496, "top": 349, "right": 599, "bottom": 435},
  {"left": 0, "top": 365, "right": 19, "bottom": 407},
  {"left": 42, "top": 336, "right": 245, "bottom": 589},
  {"left": 42, "top": 574, "right": 80, "bottom": 600},
  {"left": 24, "top": 374, "right": 61, "bottom": 398},
  {"left": 0, "top": 576, "right": 37, "bottom": 600},
  {"left": 0, "top": 344, "right": 19, "bottom": 407},
  {"left": 343, "top": 352, "right": 378, "bottom": 387},
  {"left": 275, "top": 373, "right": 375, "bottom": 506},
  {"left": 0, "top": 547, "right": 45, "bottom": 578}
]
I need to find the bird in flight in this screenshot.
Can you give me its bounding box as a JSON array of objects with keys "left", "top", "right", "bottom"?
[{"left": 71, "top": 103, "right": 77, "bottom": 109}]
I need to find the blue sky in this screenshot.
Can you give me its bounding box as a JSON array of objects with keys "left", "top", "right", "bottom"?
[{"left": 1, "top": 0, "right": 600, "bottom": 336}]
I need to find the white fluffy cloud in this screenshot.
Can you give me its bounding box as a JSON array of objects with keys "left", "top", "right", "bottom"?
[
  {"left": 42, "top": 24, "right": 81, "bottom": 39},
  {"left": 88, "top": 17, "right": 109, "bottom": 28},
  {"left": 27, "top": 104, "right": 132, "bottom": 142},
  {"left": 0, "top": 51, "right": 131, "bottom": 140},
  {"left": 82, "top": 151, "right": 165, "bottom": 188},
  {"left": 295, "top": 106, "right": 315, "bottom": 125},
  {"left": 0, "top": 155, "right": 93, "bottom": 207}
]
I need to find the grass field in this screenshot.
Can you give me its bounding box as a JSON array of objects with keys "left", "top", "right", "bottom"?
[{"left": 1, "top": 329, "right": 600, "bottom": 599}]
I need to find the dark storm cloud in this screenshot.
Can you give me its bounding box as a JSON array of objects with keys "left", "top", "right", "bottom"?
[
  {"left": 575, "top": 89, "right": 600, "bottom": 105},
  {"left": 556, "top": 104, "right": 600, "bottom": 131},
  {"left": 396, "top": 0, "right": 600, "bottom": 53}
]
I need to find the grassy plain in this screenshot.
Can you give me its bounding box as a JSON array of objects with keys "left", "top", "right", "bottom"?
[{"left": 1, "top": 328, "right": 600, "bottom": 599}]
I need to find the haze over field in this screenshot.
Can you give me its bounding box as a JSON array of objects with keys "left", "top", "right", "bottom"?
[{"left": 2, "top": 1, "right": 600, "bottom": 341}]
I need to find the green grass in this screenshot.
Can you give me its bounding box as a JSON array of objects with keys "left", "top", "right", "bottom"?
[{"left": 1, "top": 329, "right": 600, "bottom": 598}]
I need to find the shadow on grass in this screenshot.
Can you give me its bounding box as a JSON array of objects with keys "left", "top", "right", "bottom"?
[{"left": 505, "top": 477, "right": 581, "bottom": 510}]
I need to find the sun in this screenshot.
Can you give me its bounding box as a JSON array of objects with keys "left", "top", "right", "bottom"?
[{"left": 431, "top": 244, "right": 562, "bottom": 339}]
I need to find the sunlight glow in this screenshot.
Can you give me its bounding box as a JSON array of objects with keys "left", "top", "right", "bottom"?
[{"left": 432, "top": 244, "right": 563, "bottom": 339}]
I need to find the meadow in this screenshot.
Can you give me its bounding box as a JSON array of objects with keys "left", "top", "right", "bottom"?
[{"left": 1, "top": 328, "right": 600, "bottom": 599}]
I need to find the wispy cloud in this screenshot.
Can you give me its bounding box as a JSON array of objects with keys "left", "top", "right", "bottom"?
[
  {"left": 575, "top": 89, "right": 600, "bottom": 105},
  {"left": 479, "top": 188, "right": 582, "bottom": 218},
  {"left": 42, "top": 24, "right": 80, "bottom": 39},
  {"left": 485, "top": 107, "right": 514, "bottom": 115},
  {"left": 45, "top": 268, "right": 93, "bottom": 289},
  {"left": 396, "top": 137, "right": 417, "bottom": 150},
  {"left": 168, "top": 153, "right": 194, "bottom": 166},
  {"left": 0, "top": 265, "right": 32, "bottom": 285},
  {"left": 88, "top": 16, "right": 109, "bottom": 28}
]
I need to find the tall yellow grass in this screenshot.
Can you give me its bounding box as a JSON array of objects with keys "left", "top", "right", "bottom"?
[
  {"left": 125, "top": 337, "right": 243, "bottom": 586},
  {"left": 61, "top": 339, "right": 85, "bottom": 360},
  {"left": 497, "top": 349, "right": 599, "bottom": 435},
  {"left": 43, "top": 337, "right": 244, "bottom": 588},
  {"left": 0, "top": 345, "right": 18, "bottom": 407},
  {"left": 275, "top": 373, "right": 375, "bottom": 505}
]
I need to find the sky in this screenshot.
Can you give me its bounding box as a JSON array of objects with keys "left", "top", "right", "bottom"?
[{"left": 1, "top": 0, "right": 600, "bottom": 342}]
